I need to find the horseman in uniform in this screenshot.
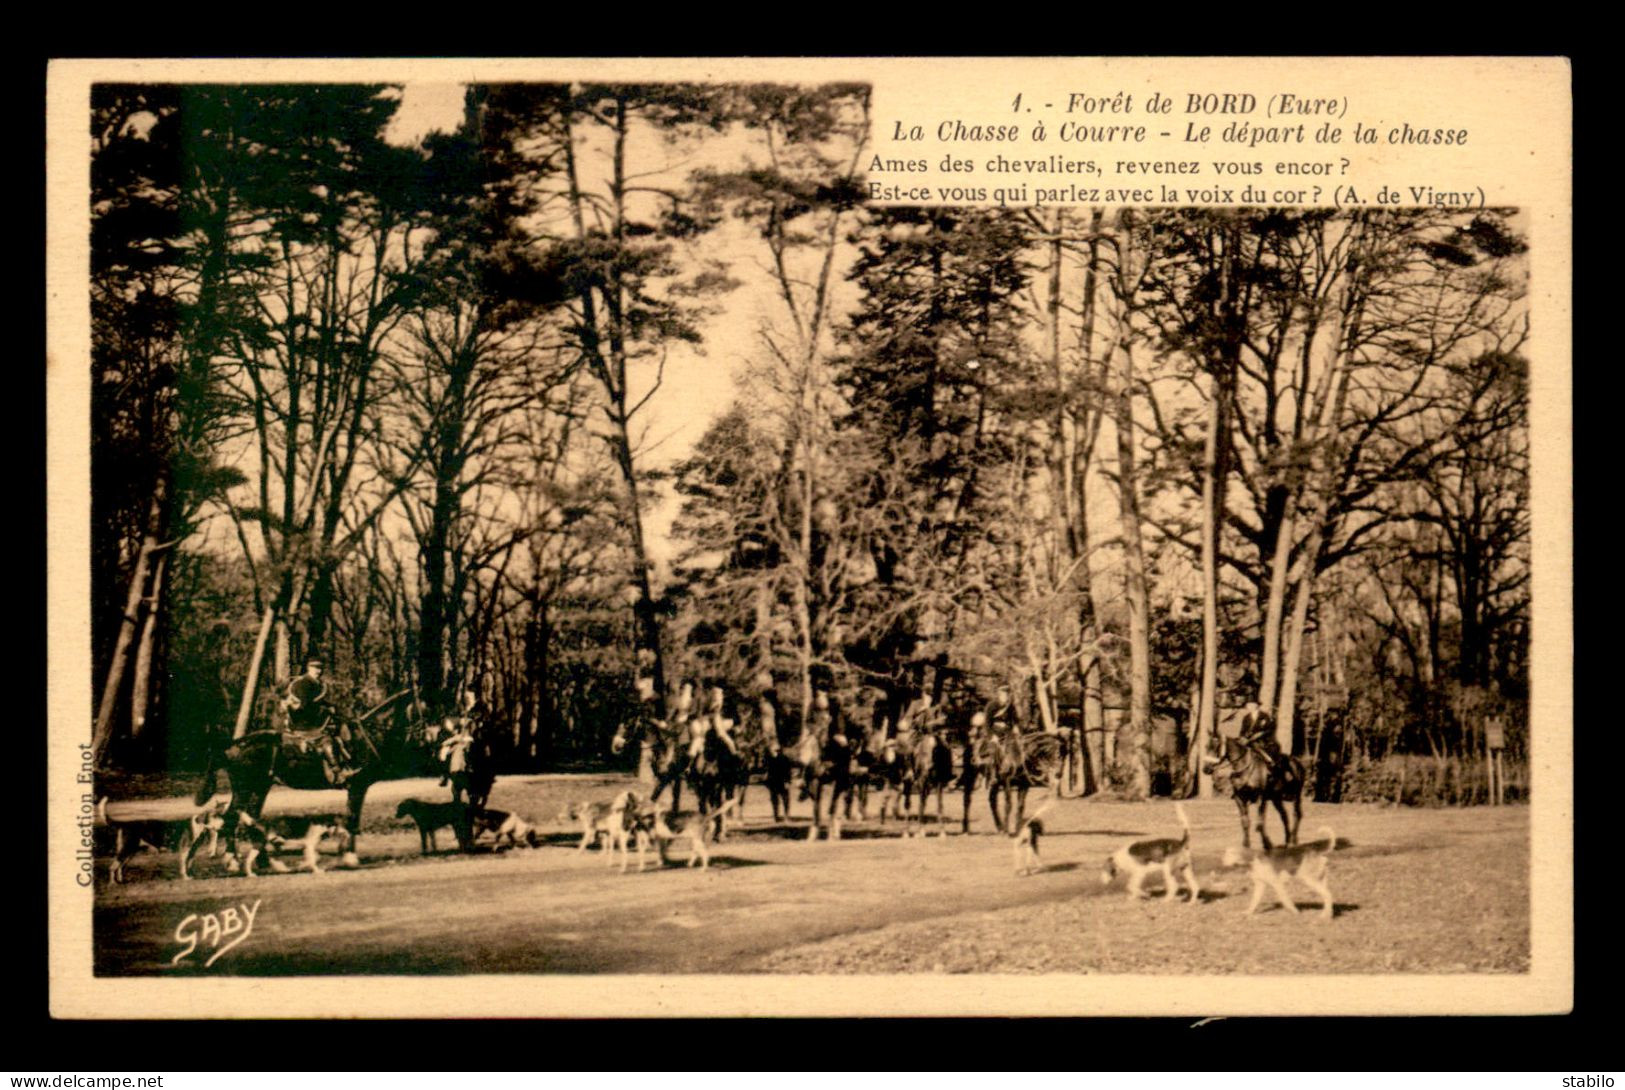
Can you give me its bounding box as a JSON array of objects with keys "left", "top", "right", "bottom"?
[
  {"left": 1238, "top": 699, "right": 1284, "bottom": 764},
  {"left": 671, "top": 679, "right": 698, "bottom": 750},
  {"left": 282, "top": 657, "right": 352, "bottom": 786},
  {"left": 695, "top": 683, "right": 740, "bottom": 757},
  {"left": 984, "top": 684, "right": 1023, "bottom": 734},
  {"left": 810, "top": 683, "right": 848, "bottom": 752},
  {"left": 756, "top": 672, "right": 790, "bottom": 750}
]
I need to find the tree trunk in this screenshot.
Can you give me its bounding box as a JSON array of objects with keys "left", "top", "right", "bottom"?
[
  {"left": 91, "top": 515, "right": 159, "bottom": 763},
  {"left": 1275, "top": 525, "right": 1325, "bottom": 753},
  {"left": 1186, "top": 674, "right": 1213, "bottom": 798},
  {"left": 1113, "top": 340, "right": 1153, "bottom": 788},
  {"left": 1198, "top": 366, "right": 1230, "bottom": 780},
  {"left": 1258, "top": 497, "right": 1297, "bottom": 710},
  {"left": 234, "top": 602, "right": 278, "bottom": 739},
  {"left": 129, "top": 553, "right": 167, "bottom": 740}
]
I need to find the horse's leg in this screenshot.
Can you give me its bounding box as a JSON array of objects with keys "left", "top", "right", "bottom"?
[
  {"left": 808, "top": 780, "right": 822, "bottom": 841},
  {"left": 342, "top": 780, "right": 369, "bottom": 867},
  {"left": 771, "top": 757, "right": 790, "bottom": 821},
  {"left": 988, "top": 780, "right": 1004, "bottom": 834},
  {"left": 1013, "top": 785, "right": 1028, "bottom": 834},
  {"left": 1288, "top": 768, "right": 1304, "bottom": 844},
  {"left": 1272, "top": 793, "right": 1297, "bottom": 846},
  {"left": 1236, "top": 797, "right": 1252, "bottom": 850},
  {"left": 961, "top": 777, "right": 975, "bottom": 835}
]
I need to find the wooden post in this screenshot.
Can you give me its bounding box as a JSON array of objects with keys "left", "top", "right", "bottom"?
[{"left": 1485, "top": 712, "right": 1505, "bottom": 806}]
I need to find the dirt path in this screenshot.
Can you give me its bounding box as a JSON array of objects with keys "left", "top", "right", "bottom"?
[{"left": 92, "top": 782, "right": 1529, "bottom": 976}]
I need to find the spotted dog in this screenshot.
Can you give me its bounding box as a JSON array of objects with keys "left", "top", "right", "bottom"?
[
  {"left": 472, "top": 807, "right": 541, "bottom": 850},
  {"left": 1101, "top": 802, "right": 1201, "bottom": 903},
  {"left": 1222, "top": 826, "right": 1337, "bottom": 920},
  {"left": 1012, "top": 800, "right": 1055, "bottom": 876}
]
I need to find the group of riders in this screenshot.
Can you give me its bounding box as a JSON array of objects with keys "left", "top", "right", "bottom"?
[
  {"left": 278, "top": 652, "right": 1292, "bottom": 810},
  {"left": 618, "top": 670, "right": 1064, "bottom": 816}
]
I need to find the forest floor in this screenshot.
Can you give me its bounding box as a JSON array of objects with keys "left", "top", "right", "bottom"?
[{"left": 91, "top": 774, "right": 1529, "bottom": 979}]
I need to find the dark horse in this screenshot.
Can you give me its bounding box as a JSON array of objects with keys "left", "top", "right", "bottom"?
[
  {"left": 687, "top": 720, "right": 748, "bottom": 842},
  {"left": 1206, "top": 734, "right": 1305, "bottom": 847},
  {"left": 900, "top": 727, "right": 955, "bottom": 837},
  {"left": 192, "top": 693, "right": 434, "bottom": 874},
  {"left": 765, "top": 718, "right": 813, "bottom": 823},
  {"left": 970, "top": 729, "right": 1063, "bottom": 835},
  {"left": 800, "top": 729, "right": 856, "bottom": 841}
]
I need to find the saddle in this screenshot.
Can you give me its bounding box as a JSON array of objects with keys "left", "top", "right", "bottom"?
[{"left": 279, "top": 727, "right": 354, "bottom": 788}]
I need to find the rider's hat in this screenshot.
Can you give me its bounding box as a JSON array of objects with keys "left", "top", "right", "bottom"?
[{"left": 305, "top": 656, "right": 324, "bottom": 668}]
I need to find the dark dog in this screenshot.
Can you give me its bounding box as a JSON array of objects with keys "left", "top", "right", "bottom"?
[{"left": 396, "top": 798, "right": 474, "bottom": 854}]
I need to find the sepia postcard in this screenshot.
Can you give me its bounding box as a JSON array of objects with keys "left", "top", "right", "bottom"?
[{"left": 46, "top": 56, "right": 1572, "bottom": 1018}]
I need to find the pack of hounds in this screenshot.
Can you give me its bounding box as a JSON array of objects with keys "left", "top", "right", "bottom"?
[
  {"left": 99, "top": 792, "right": 1337, "bottom": 918},
  {"left": 1078, "top": 802, "right": 1338, "bottom": 921}
]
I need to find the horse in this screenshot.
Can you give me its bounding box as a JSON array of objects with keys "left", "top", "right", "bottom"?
[
  {"left": 1205, "top": 734, "right": 1305, "bottom": 847},
  {"left": 853, "top": 730, "right": 908, "bottom": 824},
  {"left": 800, "top": 729, "right": 856, "bottom": 841},
  {"left": 191, "top": 692, "right": 431, "bottom": 874},
  {"left": 957, "top": 722, "right": 991, "bottom": 834},
  {"left": 686, "top": 718, "right": 747, "bottom": 842},
  {"left": 900, "top": 727, "right": 955, "bottom": 837},
  {"left": 764, "top": 716, "right": 814, "bottom": 823},
  {"left": 610, "top": 708, "right": 688, "bottom": 815},
  {"left": 973, "top": 728, "right": 1064, "bottom": 835}
]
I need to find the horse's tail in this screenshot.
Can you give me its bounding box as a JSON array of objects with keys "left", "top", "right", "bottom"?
[{"left": 193, "top": 734, "right": 224, "bottom": 806}]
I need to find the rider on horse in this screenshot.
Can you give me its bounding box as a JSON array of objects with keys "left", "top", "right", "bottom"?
[
  {"left": 984, "top": 685, "right": 1023, "bottom": 734},
  {"left": 810, "top": 684, "right": 849, "bottom": 753},
  {"left": 281, "top": 657, "right": 353, "bottom": 786},
  {"left": 1237, "top": 699, "right": 1285, "bottom": 764},
  {"left": 693, "top": 684, "right": 740, "bottom": 757},
  {"left": 756, "top": 672, "right": 790, "bottom": 750},
  {"left": 437, "top": 689, "right": 480, "bottom": 787}
]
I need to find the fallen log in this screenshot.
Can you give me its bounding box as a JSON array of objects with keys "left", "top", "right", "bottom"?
[{"left": 98, "top": 777, "right": 455, "bottom": 826}]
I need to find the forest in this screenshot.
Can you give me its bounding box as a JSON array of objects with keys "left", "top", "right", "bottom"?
[{"left": 88, "top": 81, "right": 1530, "bottom": 804}]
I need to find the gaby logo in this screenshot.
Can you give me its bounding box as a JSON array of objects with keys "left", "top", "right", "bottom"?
[{"left": 171, "top": 899, "right": 262, "bottom": 968}]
